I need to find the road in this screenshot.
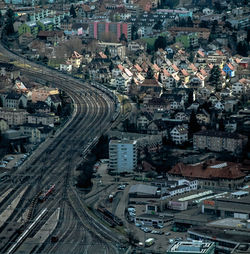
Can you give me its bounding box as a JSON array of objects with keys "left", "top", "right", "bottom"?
[{"left": 0, "top": 42, "right": 123, "bottom": 254}]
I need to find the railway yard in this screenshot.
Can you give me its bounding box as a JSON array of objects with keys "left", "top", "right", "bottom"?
[{"left": 0, "top": 42, "right": 124, "bottom": 254}]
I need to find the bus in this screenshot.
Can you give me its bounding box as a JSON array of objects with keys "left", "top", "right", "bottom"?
[{"left": 145, "top": 238, "right": 155, "bottom": 247}]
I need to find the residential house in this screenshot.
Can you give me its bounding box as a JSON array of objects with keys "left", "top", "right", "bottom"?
[
  {"left": 147, "top": 119, "right": 168, "bottom": 135},
  {"left": 232, "top": 82, "right": 244, "bottom": 95},
  {"left": 19, "top": 123, "right": 53, "bottom": 143},
  {"left": 136, "top": 112, "right": 153, "bottom": 132},
  {"left": 139, "top": 79, "right": 162, "bottom": 97},
  {"left": 67, "top": 51, "right": 83, "bottom": 68},
  {"left": 196, "top": 113, "right": 210, "bottom": 125},
  {"left": 223, "top": 63, "right": 235, "bottom": 78},
  {"left": 193, "top": 130, "right": 248, "bottom": 153},
  {"left": 33, "top": 101, "right": 51, "bottom": 113},
  {"left": 116, "top": 74, "right": 130, "bottom": 93},
  {"left": 27, "top": 113, "right": 58, "bottom": 126},
  {"left": 18, "top": 21, "right": 39, "bottom": 36},
  {"left": 98, "top": 42, "right": 126, "bottom": 60},
  {"left": 0, "top": 62, "right": 20, "bottom": 80},
  {"left": 168, "top": 27, "right": 210, "bottom": 40},
  {"left": 46, "top": 94, "right": 62, "bottom": 108},
  {"left": 170, "top": 125, "right": 188, "bottom": 144},
  {"left": 142, "top": 97, "right": 170, "bottom": 113},
  {"left": 31, "top": 87, "right": 59, "bottom": 103},
  {"left": 175, "top": 112, "right": 189, "bottom": 121},
  {"left": 37, "top": 30, "right": 65, "bottom": 45},
  {"left": 127, "top": 41, "right": 146, "bottom": 52},
  {"left": 161, "top": 94, "right": 184, "bottom": 110},
  {"left": 37, "top": 19, "right": 54, "bottom": 32},
  {"left": 0, "top": 118, "right": 8, "bottom": 133},
  {"left": 176, "top": 32, "right": 198, "bottom": 48},
  {"left": 0, "top": 108, "right": 28, "bottom": 126},
  {"left": 168, "top": 160, "right": 246, "bottom": 190},
  {"left": 2, "top": 92, "right": 27, "bottom": 109}
]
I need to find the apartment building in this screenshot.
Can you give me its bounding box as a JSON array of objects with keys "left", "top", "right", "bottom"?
[
  {"left": 109, "top": 139, "right": 137, "bottom": 173},
  {"left": 0, "top": 108, "right": 28, "bottom": 126},
  {"left": 193, "top": 130, "right": 248, "bottom": 153},
  {"left": 89, "top": 21, "right": 132, "bottom": 41}
]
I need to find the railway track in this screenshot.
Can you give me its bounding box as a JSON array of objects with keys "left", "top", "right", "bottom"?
[{"left": 0, "top": 43, "right": 123, "bottom": 253}]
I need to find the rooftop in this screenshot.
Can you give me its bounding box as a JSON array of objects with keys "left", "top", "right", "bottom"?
[{"left": 167, "top": 241, "right": 215, "bottom": 254}]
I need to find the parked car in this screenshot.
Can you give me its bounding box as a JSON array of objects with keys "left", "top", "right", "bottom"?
[{"left": 165, "top": 232, "right": 171, "bottom": 236}]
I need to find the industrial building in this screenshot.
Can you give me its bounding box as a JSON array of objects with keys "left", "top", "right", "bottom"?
[{"left": 166, "top": 241, "right": 215, "bottom": 254}]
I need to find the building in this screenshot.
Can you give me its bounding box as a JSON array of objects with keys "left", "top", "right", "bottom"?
[
  {"left": 166, "top": 241, "right": 215, "bottom": 254},
  {"left": 3, "top": 92, "right": 27, "bottom": 109},
  {"left": 168, "top": 160, "right": 246, "bottom": 191},
  {"left": 202, "top": 190, "right": 250, "bottom": 219},
  {"left": 27, "top": 113, "right": 58, "bottom": 126},
  {"left": 98, "top": 42, "right": 126, "bottom": 59},
  {"left": 89, "top": 21, "right": 132, "bottom": 41},
  {"left": 170, "top": 125, "right": 188, "bottom": 144},
  {"left": 193, "top": 130, "right": 248, "bottom": 153},
  {"left": 168, "top": 27, "right": 210, "bottom": 40},
  {"left": 176, "top": 32, "right": 198, "bottom": 48},
  {"left": 18, "top": 21, "right": 39, "bottom": 36},
  {"left": 0, "top": 107, "right": 28, "bottom": 126},
  {"left": 109, "top": 139, "right": 137, "bottom": 173}
]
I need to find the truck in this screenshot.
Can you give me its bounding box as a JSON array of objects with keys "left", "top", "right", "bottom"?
[{"left": 145, "top": 238, "right": 155, "bottom": 247}]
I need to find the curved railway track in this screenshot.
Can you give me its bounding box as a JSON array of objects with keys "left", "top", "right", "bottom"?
[{"left": 0, "top": 44, "right": 122, "bottom": 253}]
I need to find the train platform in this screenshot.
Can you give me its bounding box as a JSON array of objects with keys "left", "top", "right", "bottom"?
[
  {"left": 15, "top": 208, "right": 60, "bottom": 254},
  {"left": 0, "top": 186, "right": 28, "bottom": 228}
]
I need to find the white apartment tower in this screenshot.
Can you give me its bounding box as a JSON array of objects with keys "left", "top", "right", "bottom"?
[{"left": 109, "top": 139, "right": 137, "bottom": 173}]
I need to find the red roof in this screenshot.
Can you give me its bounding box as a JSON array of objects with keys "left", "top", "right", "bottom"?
[
  {"left": 134, "top": 64, "right": 143, "bottom": 72},
  {"left": 169, "top": 161, "right": 245, "bottom": 180},
  {"left": 172, "top": 64, "right": 179, "bottom": 72},
  {"left": 163, "top": 69, "right": 171, "bottom": 77}
]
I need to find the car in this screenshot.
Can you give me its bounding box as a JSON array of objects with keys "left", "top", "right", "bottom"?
[
  {"left": 5, "top": 156, "right": 14, "bottom": 161},
  {"left": 169, "top": 238, "right": 174, "bottom": 244},
  {"left": 157, "top": 231, "right": 164, "bottom": 235},
  {"left": 129, "top": 212, "right": 136, "bottom": 217},
  {"left": 142, "top": 227, "right": 151, "bottom": 233},
  {"left": 175, "top": 237, "right": 183, "bottom": 241},
  {"left": 135, "top": 223, "right": 142, "bottom": 227},
  {"left": 1, "top": 161, "right": 8, "bottom": 164},
  {"left": 150, "top": 230, "right": 159, "bottom": 234},
  {"left": 165, "top": 232, "right": 171, "bottom": 236},
  {"left": 118, "top": 185, "right": 126, "bottom": 190},
  {"left": 0, "top": 164, "right": 6, "bottom": 168},
  {"left": 128, "top": 208, "right": 136, "bottom": 213}
]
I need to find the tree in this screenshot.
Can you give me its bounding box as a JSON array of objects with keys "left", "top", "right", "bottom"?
[
  {"left": 154, "top": 36, "right": 167, "bottom": 51},
  {"left": 146, "top": 66, "right": 154, "bottom": 79},
  {"left": 5, "top": 9, "right": 15, "bottom": 35},
  {"left": 187, "top": 90, "right": 194, "bottom": 106},
  {"left": 77, "top": 161, "right": 93, "bottom": 188},
  {"left": 109, "top": 61, "right": 114, "bottom": 72},
  {"left": 104, "top": 47, "right": 110, "bottom": 57},
  {"left": 18, "top": 100, "right": 24, "bottom": 109},
  {"left": 158, "top": 73, "right": 162, "bottom": 83},
  {"left": 153, "top": 20, "right": 163, "bottom": 30},
  {"left": 119, "top": 33, "right": 127, "bottom": 43},
  {"left": 209, "top": 65, "right": 221, "bottom": 91},
  {"left": 188, "top": 110, "right": 201, "bottom": 139},
  {"left": 236, "top": 40, "right": 249, "bottom": 57},
  {"left": 70, "top": 4, "right": 77, "bottom": 18},
  {"left": 131, "top": 24, "right": 138, "bottom": 40},
  {"left": 57, "top": 104, "right": 62, "bottom": 116}
]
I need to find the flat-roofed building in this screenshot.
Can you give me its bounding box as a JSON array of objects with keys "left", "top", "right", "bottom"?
[
  {"left": 109, "top": 139, "right": 137, "bottom": 173},
  {"left": 166, "top": 241, "right": 215, "bottom": 254}
]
